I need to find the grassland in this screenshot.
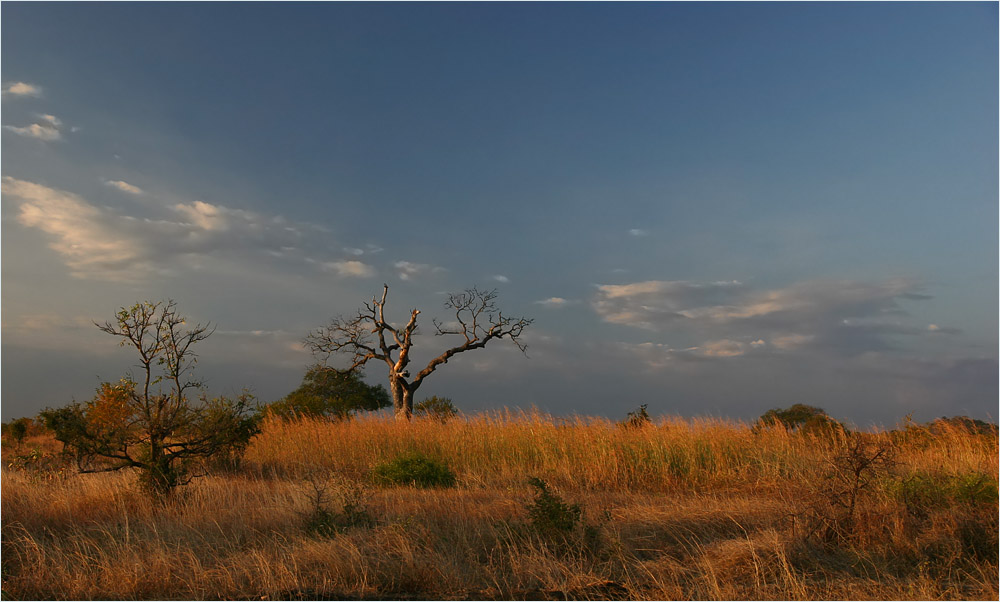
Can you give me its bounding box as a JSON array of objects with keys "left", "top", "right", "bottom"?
[{"left": 2, "top": 412, "right": 997, "bottom": 600}]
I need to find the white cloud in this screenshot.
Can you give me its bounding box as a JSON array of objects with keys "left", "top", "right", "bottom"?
[
  {"left": 322, "top": 260, "right": 375, "bottom": 278},
  {"left": 4, "top": 123, "right": 61, "bottom": 141},
  {"left": 343, "top": 247, "right": 365, "bottom": 256},
  {"left": 172, "top": 200, "right": 244, "bottom": 231},
  {"left": 3, "top": 177, "right": 141, "bottom": 279},
  {"left": 2, "top": 82, "right": 41, "bottom": 97},
  {"left": 104, "top": 180, "right": 144, "bottom": 195},
  {"left": 36, "top": 114, "right": 61, "bottom": 127},
  {"left": 493, "top": 274, "right": 510, "bottom": 283},
  {"left": 535, "top": 297, "right": 576, "bottom": 308},
  {"left": 394, "top": 260, "right": 445, "bottom": 281},
  {"left": 628, "top": 228, "right": 649, "bottom": 237},
  {"left": 2, "top": 177, "right": 315, "bottom": 281}
]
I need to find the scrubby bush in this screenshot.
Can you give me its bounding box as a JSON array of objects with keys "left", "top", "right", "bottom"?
[
  {"left": 524, "top": 477, "right": 606, "bottom": 557},
  {"left": 526, "top": 477, "right": 582, "bottom": 533},
  {"left": 300, "top": 472, "right": 376, "bottom": 537},
  {"left": 372, "top": 451, "right": 456, "bottom": 488},
  {"left": 619, "top": 404, "right": 652, "bottom": 429}
]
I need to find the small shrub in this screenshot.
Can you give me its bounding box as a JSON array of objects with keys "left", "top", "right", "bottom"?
[
  {"left": 526, "top": 477, "right": 581, "bottom": 533},
  {"left": 620, "top": 404, "right": 651, "bottom": 429},
  {"left": 414, "top": 396, "right": 458, "bottom": 423},
  {"left": 523, "top": 477, "right": 607, "bottom": 558},
  {"left": 372, "top": 451, "right": 456, "bottom": 488},
  {"left": 801, "top": 434, "right": 896, "bottom": 543},
  {"left": 895, "top": 472, "right": 998, "bottom": 516},
  {"left": 300, "top": 472, "right": 376, "bottom": 537}
]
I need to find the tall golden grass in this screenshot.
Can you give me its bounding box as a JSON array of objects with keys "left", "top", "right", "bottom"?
[{"left": 2, "top": 411, "right": 997, "bottom": 600}]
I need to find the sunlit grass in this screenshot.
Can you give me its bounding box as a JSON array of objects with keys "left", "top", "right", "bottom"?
[{"left": 2, "top": 411, "right": 996, "bottom": 600}]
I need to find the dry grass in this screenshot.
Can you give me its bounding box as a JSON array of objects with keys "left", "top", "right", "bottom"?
[{"left": 2, "top": 411, "right": 997, "bottom": 600}]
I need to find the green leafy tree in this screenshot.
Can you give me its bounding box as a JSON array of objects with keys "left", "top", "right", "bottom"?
[
  {"left": 413, "top": 396, "right": 458, "bottom": 423},
  {"left": 756, "top": 403, "right": 844, "bottom": 435},
  {"left": 268, "top": 365, "right": 390, "bottom": 420},
  {"left": 39, "top": 300, "right": 259, "bottom": 494}
]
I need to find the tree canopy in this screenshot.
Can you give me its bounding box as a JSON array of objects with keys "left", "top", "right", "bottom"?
[{"left": 268, "top": 365, "right": 390, "bottom": 420}]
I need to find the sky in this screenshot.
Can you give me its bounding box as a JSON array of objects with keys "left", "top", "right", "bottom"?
[{"left": 2, "top": 3, "right": 996, "bottom": 427}]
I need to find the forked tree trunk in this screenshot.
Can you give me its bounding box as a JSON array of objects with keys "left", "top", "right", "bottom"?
[{"left": 389, "top": 377, "right": 414, "bottom": 421}]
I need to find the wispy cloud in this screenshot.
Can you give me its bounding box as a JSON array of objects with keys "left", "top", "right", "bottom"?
[
  {"left": 4, "top": 123, "right": 61, "bottom": 141},
  {"left": 3, "top": 177, "right": 140, "bottom": 279},
  {"left": 2, "top": 82, "right": 41, "bottom": 97},
  {"left": 1, "top": 177, "right": 327, "bottom": 281},
  {"left": 104, "top": 179, "right": 144, "bottom": 195},
  {"left": 395, "top": 260, "right": 446, "bottom": 281},
  {"left": 593, "top": 277, "right": 941, "bottom": 358},
  {"left": 628, "top": 228, "right": 649, "bottom": 237},
  {"left": 321, "top": 260, "right": 375, "bottom": 278},
  {"left": 493, "top": 274, "right": 510, "bottom": 283}
]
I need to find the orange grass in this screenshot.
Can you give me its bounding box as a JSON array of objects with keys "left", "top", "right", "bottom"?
[{"left": 2, "top": 411, "right": 997, "bottom": 600}]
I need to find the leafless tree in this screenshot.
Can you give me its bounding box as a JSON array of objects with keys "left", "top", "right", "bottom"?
[{"left": 305, "top": 285, "right": 532, "bottom": 420}]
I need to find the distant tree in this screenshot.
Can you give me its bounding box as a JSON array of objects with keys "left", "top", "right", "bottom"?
[
  {"left": 929, "top": 416, "right": 998, "bottom": 437},
  {"left": 306, "top": 285, "right": 532, "bottom": 421},
  {"left": 413, "top": 396, "right": 459, "bottom": 423},
  {"left": 756, "top": 403, "right": 844, "bottom": 435},
  {"left": 2, "top": 417, "right": 32, "bottom": 449},
  {"left": 268, "top": 364, "right": 390, "bottom": 420},
  {"left": 38, "top": 300, "right": 258, "bottom": 494}
]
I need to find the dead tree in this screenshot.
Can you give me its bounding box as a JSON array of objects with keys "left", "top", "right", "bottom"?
[{"left": 305, "top": 285, "right": 532, "bottom": 421}]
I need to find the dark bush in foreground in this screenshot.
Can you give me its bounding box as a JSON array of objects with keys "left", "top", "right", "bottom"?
[{"left": 372, "top": 451, "right": 456, "bottom": 488}]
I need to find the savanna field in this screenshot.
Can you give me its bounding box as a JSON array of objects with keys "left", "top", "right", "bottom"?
[{"left": 2, "top": 412, "right": 997, "bottom": 601}]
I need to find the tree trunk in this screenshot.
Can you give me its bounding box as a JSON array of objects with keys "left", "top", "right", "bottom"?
[
  {"left": 400, "top": 388, "right": 413, "bottom": 421},
  {"left": 390, "top": 377, "right": 411, "bottom": 421},
  {"left": 146, "top": 438, "right": 174, "bottom": 495}
]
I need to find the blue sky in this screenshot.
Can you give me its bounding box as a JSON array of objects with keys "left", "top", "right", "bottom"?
[{"left": 2, "top": 3, "right": 996, "bottom": 426}]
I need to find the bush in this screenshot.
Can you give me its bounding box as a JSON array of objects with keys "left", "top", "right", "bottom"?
[
  {"left": 894, "top": 472, "right": 998, "bottom": 514},
  {"left": 523, "top": 477, "right": 606, "bottom": 557},
  {"left": 526, "top": 477, "right": 581, "bottom": 533},
  {"left": 371, "top": 451, "right": 456, "bottom": 488},
  {"left": 413, "top": 396, "right": 458, "bottom": 423},
  {"left": 620, "top": 404, "right": 651, "bottom": 429},
  {"left": 300, "top": 472, "right": 376, "bottom": 537}
]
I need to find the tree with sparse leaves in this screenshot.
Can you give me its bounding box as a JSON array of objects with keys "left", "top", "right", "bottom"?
[
  {"left": 39, "top": 300, "right": 258, "bottom": 494},
  {"left": 306, "top": 285, "right": 532, "bottom": 421}
]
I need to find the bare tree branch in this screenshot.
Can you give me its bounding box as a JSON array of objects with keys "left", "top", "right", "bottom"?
[{"left": 306, "top": 285, "right": 533, "bottom": 421}]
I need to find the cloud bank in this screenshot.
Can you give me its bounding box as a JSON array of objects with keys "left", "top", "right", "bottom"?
[{"left": 593, "top": 278, "right": 946, "bottom": 359}]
